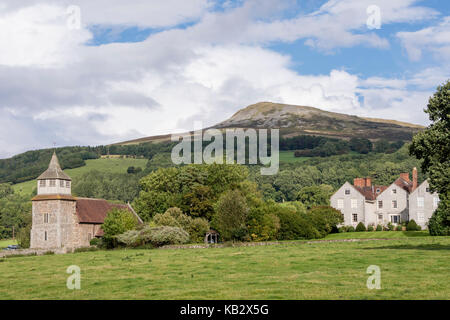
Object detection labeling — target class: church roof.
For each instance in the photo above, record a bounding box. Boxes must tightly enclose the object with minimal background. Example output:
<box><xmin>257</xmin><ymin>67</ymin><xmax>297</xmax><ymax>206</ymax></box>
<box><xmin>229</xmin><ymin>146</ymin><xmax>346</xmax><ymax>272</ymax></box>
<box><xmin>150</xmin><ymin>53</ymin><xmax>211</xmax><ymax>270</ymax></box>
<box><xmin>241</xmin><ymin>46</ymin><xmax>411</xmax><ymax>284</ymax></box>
<box><xmin>75</xmin><ymin>198</ymin><xmax>136</xmax><ymax>224</ymax></box>
<box><xmin>37</xmin><ymin>152</ymin><xmax>72</xmax><ymax>181</ymax></box>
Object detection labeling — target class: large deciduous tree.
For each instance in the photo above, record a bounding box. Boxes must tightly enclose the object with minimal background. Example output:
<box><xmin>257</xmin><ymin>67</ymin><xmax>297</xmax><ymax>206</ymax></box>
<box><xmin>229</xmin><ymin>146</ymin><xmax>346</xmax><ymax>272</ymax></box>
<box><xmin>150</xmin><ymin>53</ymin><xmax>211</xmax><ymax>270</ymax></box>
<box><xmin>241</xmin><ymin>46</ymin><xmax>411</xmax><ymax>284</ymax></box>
<box><xmin>410</xmin><ymin>80</ymin><xmax>450</xmax><ymax>235</ymax></box>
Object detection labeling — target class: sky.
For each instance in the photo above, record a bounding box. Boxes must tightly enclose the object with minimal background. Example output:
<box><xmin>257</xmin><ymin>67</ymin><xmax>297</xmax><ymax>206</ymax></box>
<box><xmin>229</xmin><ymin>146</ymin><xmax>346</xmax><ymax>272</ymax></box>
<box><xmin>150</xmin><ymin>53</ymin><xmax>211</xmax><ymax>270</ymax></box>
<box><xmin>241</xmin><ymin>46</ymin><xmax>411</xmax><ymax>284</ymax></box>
<box><xmin>0</xmin><ymin>0</ymin><xmax>449</xmax><ymax>158</ymax></box>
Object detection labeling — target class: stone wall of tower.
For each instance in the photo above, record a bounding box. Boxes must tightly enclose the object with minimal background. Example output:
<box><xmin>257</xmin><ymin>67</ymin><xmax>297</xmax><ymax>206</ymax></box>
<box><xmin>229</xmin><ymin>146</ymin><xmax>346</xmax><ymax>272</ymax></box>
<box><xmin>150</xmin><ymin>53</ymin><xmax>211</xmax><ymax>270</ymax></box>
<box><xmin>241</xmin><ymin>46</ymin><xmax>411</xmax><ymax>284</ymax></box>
<box><xmin>30</xmin><ymin>199</ymin><xmax>77</xmax><ymax>249</ymax></box>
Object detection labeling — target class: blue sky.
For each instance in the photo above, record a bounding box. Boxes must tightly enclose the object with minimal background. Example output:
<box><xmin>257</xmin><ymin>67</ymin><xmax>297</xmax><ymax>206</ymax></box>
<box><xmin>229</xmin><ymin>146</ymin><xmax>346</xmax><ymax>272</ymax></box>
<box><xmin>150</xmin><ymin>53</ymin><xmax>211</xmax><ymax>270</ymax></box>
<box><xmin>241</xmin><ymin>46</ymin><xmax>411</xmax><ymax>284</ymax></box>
<box><xmin>0</xmin><ymin>0</ymin><xmax>449</xmax><ymax>157</ymax></box>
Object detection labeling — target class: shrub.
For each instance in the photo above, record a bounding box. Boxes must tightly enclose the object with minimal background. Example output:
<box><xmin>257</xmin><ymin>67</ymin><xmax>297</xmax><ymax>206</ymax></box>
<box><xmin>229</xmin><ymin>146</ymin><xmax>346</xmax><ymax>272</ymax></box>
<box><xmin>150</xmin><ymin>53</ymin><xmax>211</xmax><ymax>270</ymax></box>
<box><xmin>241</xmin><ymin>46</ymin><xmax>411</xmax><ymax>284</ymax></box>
<box><xmin>89</xmin><ymin>238</ymin><xmax>100</xmax><ymax>246</ymax></box>
<box><xmin>347</xmin><ymin>226</ymin><xmax>355</xmax><ymax>232</ymax></box>
<box><xmin>387</xmin><ymin>222</ymin><xmax>395</xmax><ymax>231</ymax></box>
<box><xmin>117</xmin><ymin>226</ymin><xmax>189</xmax><ymax>248</ymax></box>
<box><xmin>367</xmin><ymin>225</ymin><xmax>374</xmax><ymax>232</ymax></box>
<box><xmin>376</xmin><ymin>225</ymin><xmax>383</xmax><ymax>231</ymax></box>
<box><xmin>339</xmin><ymin>226</ymin><xmax>347</xmax><ymax>233</ymax></box>
<box><xmin>17</xmin><ymin>224</ymin><xmax>31</xmax><ymax>248</ymax></box>
<box><xmin>396</xmin><ymin>225</ymin><xmax>403</xmax><ymax>231</ymax></box>
<box><xmin>189</xmin><ymin>218</ymin><xmax>210</xmax><ymax>243</ymax></box>
<box><xmin>355</xmin><ymin>222</ymin><xmax>366</xmax><ymax>232</ymax></box>
<box><xmin>407</xmin><ymin>219</ymin><xmax>420</xmax><ymax>231</ymax></box>
<box><xmin>306</xmin><ymin>206</ymin><xmax>344</xmax><ymax>237</ymax></box>
<box><xmin>102</xmin><ymin>208</ymin><xmax>139</xmax><ymax>248</ymax></box>
<box><xmin>274</xmin><ymin>207</ymin><xmax>320</xmax><ymax>240</ymax></box>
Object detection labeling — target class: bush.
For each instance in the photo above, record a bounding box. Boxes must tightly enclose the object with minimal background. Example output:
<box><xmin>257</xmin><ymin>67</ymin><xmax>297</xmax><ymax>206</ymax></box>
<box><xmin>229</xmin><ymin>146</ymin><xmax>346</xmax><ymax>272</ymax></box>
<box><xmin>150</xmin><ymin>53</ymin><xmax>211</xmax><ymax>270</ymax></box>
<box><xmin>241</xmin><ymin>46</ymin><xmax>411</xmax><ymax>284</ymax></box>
<box><xmin>396</xmin><ymin>225</ymin><xmax>403</xmax><ymax>231</ymax></box>
<box><xmin>117</xmin><ymin>226</ymin><xmax>189</xmax><ymax>247</ymax></box>
<box><xmin>355</xmin><ymin>222</ymin><xmax>366</xmax><ymax>232</ymax></box>
<box><xmin>407</xmin><ymin>219</ymin><xmax>420</xmax><ymax>231</ymax></box>
<box><xmin>102</xmin><ymin>208</ymin><xmax>139</xmax><ymax>248</ymax></box>
<box><xmin>387</xmin><ymin>222</ymin><xmax>395</xmax><ymax>231</ymax></box>
<box><xmin>16</xmin><ymin>224</ymin><xmax>31</xmax><ymax>248</ymax></box>
<box><xmin>339</xmin><ymin>226</ymin><xmax>347</xmax><ymax>233</ymax></box>
<box><xmin>89</xmin><ymin>238</ymin><xmax>100</xmax><ymax>246</ymax></box>
<box><xmin>367</xmin><ymin>225</ymin><xmax>374</xmax><ymax>232</ymax></box>
<box><xmin>376</xmin><ymin>225</ymin><xmax>383</xmax><ymax>231</ymax></box>
<box><xmin>275</xmin><ymin>207</ymin><xmax>321</xmax><ymax>240</ymax></box>
<box><xmin>306</xmin><ymin>206</ymin><xmax>344</xmax><ymax>238</ymax></box>
<box><xmin>347</xmin><ymin>226</ymin><xmax>355</xmax><ymax>232</ymax></box>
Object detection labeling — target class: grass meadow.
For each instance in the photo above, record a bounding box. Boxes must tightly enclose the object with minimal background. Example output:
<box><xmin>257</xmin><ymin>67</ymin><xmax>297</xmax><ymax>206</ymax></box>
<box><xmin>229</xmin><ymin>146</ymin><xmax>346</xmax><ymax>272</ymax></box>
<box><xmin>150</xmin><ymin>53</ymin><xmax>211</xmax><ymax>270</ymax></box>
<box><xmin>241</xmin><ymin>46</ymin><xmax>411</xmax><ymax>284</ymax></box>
<box><xmin>0</xmin><ymin>235</ymin><xmax>449</xmax><ymax>300</ymax></box>
<box><xmin>12</xmin><ymin>158</ymin><xmax>148</xmax><ymax>196</ymax></box>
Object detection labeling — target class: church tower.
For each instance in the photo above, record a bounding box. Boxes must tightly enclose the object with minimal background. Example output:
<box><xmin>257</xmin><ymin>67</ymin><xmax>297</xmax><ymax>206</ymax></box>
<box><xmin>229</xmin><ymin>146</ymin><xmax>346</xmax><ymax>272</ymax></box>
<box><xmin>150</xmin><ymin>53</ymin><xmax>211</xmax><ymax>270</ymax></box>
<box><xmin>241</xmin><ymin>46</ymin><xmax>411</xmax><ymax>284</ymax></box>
<box><xmin>30</xmin><ymin>152</ymin><xmax>76</xmax><ymax>250</ymax></box>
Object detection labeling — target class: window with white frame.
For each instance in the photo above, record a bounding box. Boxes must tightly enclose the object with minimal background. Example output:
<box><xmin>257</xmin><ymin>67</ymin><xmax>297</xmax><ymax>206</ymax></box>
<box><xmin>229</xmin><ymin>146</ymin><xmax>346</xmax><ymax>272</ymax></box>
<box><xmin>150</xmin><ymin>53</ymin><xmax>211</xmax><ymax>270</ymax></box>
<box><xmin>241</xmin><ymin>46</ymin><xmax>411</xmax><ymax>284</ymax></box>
<box><xmin>49</xmin><ymin>179</ymin><xmax>56</xmax><ymax>187</ymax></box>
<box><xmin>392</xmin><ymin>189</ymin><xmax>397</xmax><ymax>194</ymax></box>
<box><xmin>433</xmin><ymin>197</ymin><xmax>440</xmax><ymax>208</ymax></box>
<box><xmin>352</xmin><ymin>214</ymin><xmax>358</xmax><ymax>222</ymax></box>
<box><xmin>378</xmin><ymin>200</ymin><xmax>383</xmax><ymax>209</ymax></box>
<box><xmin>39</xmin><ymin>180</ymin><xmax>46</xmax><ymax>187</ymax></box>
<box><xmin>66</xmin><ymin>181</ymin><xmax>71</xmax><ymax>188</ymax></box>
<box><xmin>345</xmin><ymin>189</ymin><xmax>350</xmax><ymax>195</ymax></box>
<box><xmin>392</xmin><ymin>200</ymin><xmax>398</xmax><ymax>209</ymax></box>
<box><xmin>60</xmin><ymin>180</ymin><xmax>64</xmax><ymax>187</ymax></box>
<box><xmin>337</xmin><ymin>199</ymin><xmax>344</xmax><ymax>209</ymax></box>
<box><xmin>351</xmin><ymin>199</ymin><xmax>357</xmax><ymax>209</ymax></box>
<box><xmin>378</xmin><ymin>214</ymin><xmax>383</xmax><ymax>220</ymax></box>
<box><xmin>417</xmin><ymin>197</ymin><xmax>424</xmax><ymax>208</ymax></box>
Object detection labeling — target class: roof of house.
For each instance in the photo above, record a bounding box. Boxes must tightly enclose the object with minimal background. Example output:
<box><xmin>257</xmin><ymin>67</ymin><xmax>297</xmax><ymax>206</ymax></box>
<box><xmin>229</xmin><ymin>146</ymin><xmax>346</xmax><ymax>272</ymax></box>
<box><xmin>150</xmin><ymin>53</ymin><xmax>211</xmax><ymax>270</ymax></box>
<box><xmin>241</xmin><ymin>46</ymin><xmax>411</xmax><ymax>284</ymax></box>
<box><xmin>37</xmin><ymin>152</ymin><xmax>72</xmax><ymax>181</ymax></box>
<box><xmin>354</xmin><ymin>185</ymin><xmax>388</xmax><ymax>201</ymax></box>
<box><xmin>393</xmin><ymin>177</ymin><xmax>413</xmax><ymax>193</ymax></box>
<box><xmin>75</xmin><ymin>198</ymin><xmax>133</xmax><ymax>224</ymax></box>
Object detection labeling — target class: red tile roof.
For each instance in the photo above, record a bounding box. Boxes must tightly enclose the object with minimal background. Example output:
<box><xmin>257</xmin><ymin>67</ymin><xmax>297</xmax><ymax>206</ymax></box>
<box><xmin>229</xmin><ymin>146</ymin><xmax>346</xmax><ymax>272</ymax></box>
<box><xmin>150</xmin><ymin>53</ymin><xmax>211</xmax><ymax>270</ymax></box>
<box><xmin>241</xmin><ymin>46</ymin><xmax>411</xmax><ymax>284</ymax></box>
<box><xmin>353</xmin><ymin>185</ymin><xmax>388</xmax><ymax>201</ymax></box>
<box><xmin>393</xmin><ymin>177</ymin><xmax>413</xmax><ymax>192</ymax></box>
<box><xmin>75</xmin><ymin>198</ymin><xmax>132</xmax><ymax>224</ymax></box>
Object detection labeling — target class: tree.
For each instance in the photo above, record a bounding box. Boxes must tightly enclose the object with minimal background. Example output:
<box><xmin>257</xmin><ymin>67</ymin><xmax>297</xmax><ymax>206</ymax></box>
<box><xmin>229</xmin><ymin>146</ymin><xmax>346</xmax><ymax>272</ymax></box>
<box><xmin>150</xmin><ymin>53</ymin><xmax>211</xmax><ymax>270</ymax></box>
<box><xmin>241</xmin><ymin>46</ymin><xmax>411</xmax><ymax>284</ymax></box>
<box><xmin>297</xmin><ymin>184</ymin><xmax>333</xmax><ymax>209</ymax></box>
<box><xmin>349</xmin><ymin>138</ymin><xmax>373</xmax><ymax>154</ymax></box>
<box><xmin>102</xmin><ymin>208</ymin><xmax>138</xmax><ymax>247</ymax></box>
<box><xmin>306</xmin><ymin>206</ymin><xmax>344</xmax><ymax>237</ymax></box>
<box><xmin>213</xmin><ymin>190</ymin><xmax>248</xmax><ymax>241</ymax></box>
<box><xmin>410</xmin><ymin>80</ymin><xmax>450</xmax><ymax>236</ymax></box>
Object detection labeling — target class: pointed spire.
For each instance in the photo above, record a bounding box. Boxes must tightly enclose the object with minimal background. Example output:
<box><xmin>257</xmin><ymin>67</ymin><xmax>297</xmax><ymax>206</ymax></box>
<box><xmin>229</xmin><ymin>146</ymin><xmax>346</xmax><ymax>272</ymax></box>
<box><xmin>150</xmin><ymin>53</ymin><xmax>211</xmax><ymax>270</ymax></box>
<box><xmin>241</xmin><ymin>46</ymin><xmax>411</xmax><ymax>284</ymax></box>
<box><xmin>37</xmin><ymin>152</ymin><xmax>72</xmax><ymax>181</ymax></box>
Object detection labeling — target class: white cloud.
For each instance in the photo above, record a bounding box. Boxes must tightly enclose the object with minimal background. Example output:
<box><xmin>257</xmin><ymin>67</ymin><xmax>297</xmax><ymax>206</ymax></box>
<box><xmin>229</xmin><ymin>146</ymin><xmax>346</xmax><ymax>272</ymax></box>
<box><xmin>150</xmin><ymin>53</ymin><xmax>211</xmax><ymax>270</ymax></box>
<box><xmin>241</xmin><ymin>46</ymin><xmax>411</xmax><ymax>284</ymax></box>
<box><xmin>0</xmin><ymin>0</ymin><xmax>446</xmax><ymax>158</ymax></box>
<box><xmin>397</xmin><ymin>16</ymin><xmax>450</xmax><ymax>61</ymax></box>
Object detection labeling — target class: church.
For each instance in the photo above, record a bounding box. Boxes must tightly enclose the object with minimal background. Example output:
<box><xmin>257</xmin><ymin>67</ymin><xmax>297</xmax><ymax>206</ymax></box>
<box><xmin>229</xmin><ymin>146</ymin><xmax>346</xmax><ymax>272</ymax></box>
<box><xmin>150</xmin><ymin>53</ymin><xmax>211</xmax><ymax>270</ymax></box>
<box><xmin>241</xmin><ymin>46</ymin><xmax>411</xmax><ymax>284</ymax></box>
<box><xmin>30</xmin><ymin>152</ymin><xmax>142</xmax><ymax>250</ymax></box>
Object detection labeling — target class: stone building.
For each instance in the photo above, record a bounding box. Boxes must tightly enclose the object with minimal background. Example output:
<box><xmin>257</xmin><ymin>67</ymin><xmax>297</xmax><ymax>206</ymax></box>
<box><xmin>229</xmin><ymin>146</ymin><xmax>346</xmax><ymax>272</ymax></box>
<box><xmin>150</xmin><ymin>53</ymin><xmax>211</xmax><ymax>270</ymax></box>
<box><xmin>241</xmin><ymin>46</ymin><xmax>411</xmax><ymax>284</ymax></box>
<box><xmin>330</xmin><ymin>168</ymin><xmax>440</xmax><ymax>229</ymax></box>
<box><xmin>30</xmin><ymin>152</ymin><xmax>142</xmax><ymax>250</ymax></box>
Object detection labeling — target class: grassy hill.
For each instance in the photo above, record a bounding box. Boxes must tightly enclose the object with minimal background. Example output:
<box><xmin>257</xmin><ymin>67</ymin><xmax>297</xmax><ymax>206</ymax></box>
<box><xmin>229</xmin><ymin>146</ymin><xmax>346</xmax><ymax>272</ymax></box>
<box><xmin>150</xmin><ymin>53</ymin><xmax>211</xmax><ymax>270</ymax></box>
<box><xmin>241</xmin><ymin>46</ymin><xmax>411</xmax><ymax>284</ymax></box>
<box><xmin>117</xmin><ymin>101</ymin><xmax>424</xmax><ymax>145</ymax></box>
<box><xmin>12</xmin><ymin>158</ymin><xmax>148</xmax><ymax>196</ymax></box>
<box><xmin>0</xmin><ymin>236</ymin><xmax>449</xmax><ymax>299</ymax></box>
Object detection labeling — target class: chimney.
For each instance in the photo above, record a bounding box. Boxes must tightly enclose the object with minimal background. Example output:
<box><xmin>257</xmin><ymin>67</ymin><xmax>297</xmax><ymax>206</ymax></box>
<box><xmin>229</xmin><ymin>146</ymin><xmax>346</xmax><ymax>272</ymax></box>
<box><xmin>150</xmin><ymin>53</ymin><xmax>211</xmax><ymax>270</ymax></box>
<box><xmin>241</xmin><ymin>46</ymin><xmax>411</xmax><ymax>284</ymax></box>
<box><xmin>400</xmin><ymin>173</ymin><xmax>410</xmax><ymax>182</ymax></box>
<box><xmin>412</xmin><ymin>167</ymin><xmax>418</xmax><ymax>190</ymax></box>
<box><xmin>353</xmin><ymin>178</ymin><xmax>365</xmax><ymax>187</ymax></box>
<box><xmin>365</xmin><ymin>178</ymin><xmax>372</xmax><ymax>187</ymax></box>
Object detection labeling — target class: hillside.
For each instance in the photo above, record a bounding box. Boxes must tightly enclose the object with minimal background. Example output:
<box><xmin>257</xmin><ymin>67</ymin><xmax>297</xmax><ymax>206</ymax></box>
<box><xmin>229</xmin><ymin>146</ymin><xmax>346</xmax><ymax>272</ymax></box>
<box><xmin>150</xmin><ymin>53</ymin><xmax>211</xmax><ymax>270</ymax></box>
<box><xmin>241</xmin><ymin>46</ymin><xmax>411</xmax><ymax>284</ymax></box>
<box><xmin>117</xmin><ymin>102</ymin><xmax>424</xmax><ymax>145</ymax></box>
<box><xmin>12</xmin><ymin>158</ymin><xmax>147</xmax><ymax>196</ymax></box>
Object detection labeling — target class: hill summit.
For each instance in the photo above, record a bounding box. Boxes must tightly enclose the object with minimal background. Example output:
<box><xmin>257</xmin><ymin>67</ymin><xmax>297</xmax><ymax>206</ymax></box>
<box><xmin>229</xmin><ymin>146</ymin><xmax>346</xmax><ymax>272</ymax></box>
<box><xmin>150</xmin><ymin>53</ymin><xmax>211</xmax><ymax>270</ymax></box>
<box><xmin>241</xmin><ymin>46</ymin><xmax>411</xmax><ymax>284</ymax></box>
<box><xmin>212</xmin><ymin>102</ymin><xmax>423</xmax><ymax>141</ymax></box>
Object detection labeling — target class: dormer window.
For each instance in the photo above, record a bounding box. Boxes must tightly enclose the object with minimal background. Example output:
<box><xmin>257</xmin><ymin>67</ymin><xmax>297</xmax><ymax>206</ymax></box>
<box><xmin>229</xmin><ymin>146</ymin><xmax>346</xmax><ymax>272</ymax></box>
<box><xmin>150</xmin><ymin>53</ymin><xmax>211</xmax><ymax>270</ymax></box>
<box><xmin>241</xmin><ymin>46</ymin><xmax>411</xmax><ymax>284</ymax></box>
<box><xmin>345</xmin><ymin>189</ymin><xmax>350</xmax><ymax>195</ymax></box>
<box><xmin>392</xmin><ymin>189</ymin><xmax>397</xmax><ymax>194</ymax></box>
<box><xmin>39</xmin><ymin>180</ymin><xmax>46</xmax><ymax>187</ymax></box>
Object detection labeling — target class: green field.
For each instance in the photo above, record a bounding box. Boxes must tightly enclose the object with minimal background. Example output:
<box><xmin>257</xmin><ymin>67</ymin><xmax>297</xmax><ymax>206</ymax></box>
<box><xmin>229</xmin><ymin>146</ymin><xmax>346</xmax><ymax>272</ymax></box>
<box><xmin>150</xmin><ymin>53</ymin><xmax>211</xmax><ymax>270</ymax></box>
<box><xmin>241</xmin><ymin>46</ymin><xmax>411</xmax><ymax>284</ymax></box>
<box><xmin>324</xmin><ymin>231</ymin><xmax>430</xmax><ymax>240</ymax></box>
<box><xmin>1</xmin><ymin>236</ymin><xmax>449</xmax><ymax>299</ymax></box>
<box><xmin>279</xmin><ymin>151</ymin><xmax>309</xmax><ymax>163</ymax></box>
<box><xmin>12</xmin><ymin>158</ymin><xmax>148</xmax><ymax>196</ymax></box>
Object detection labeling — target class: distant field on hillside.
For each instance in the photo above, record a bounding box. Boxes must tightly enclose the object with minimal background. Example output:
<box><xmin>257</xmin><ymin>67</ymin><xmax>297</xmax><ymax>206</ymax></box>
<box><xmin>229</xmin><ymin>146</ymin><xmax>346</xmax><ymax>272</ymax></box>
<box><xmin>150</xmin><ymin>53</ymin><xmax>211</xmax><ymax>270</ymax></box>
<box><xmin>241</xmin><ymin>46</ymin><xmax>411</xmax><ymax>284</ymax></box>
<box><xmin>279</xmin><ymin>151</ymin><xmax>309</xmax><ymax>163</ymax></box>
<box><xmin>0</xmin><ymin>236</ymin><xmax>449</xmax><ymax>299</ymax></box>
<box><xmin>12</xmin><ymin>158</ymin><xmax>148</xmax><ymax>196</ymax></box>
